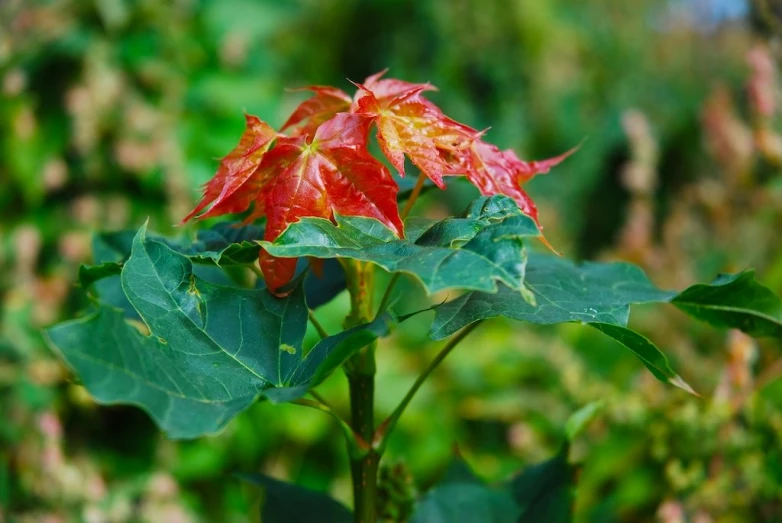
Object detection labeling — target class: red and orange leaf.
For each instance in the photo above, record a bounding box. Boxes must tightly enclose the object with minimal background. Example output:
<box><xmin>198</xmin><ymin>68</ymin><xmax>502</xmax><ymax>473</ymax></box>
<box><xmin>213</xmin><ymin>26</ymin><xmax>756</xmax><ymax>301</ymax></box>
<box><xmin>182</xmin><ymin>114</ymin><xmax>276</xmax><ymax>222</ymax></box>
<box><xmin>281</xmin><ymin>86</ymin><xmax>352</xmax><ymax>138</ymax></box>
<box><xmin>254</xmin><ymin>113</ymin><xmax>403</xmax><ymax>293</ymax></box>
<box><xmin>464</xmin><ymin>140</ymin><xmax>577</xmax><ymax>228</ymax></box>
<box><xmin>354</xmin><ymin>76</ymin><xmax>476</xmax><ymax>188</ymax></box>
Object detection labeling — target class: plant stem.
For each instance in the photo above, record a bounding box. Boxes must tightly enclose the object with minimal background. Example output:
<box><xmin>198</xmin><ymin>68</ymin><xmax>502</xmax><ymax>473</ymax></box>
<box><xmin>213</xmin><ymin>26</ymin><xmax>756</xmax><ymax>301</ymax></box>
<box><xmin>375</xmin><ymin>273</ymin><xmax>401</xmax><ymax>317</ymax></box>
<box><xmin>343</xmin><ymin>260</ymin><xmax>380</xmax><ymax>523</ymax></box>
<box><xmin>292</xmin><ymin>399</ymin><xmax>368</xmax><ymax>458</ymax></box>
<box><xmin>308</xmin><ymin>309</ymin><xmax>329</xmax><ymax>339</ymax></box>
<box><xmin>374</xmin><ymin>321</ymin><xmax>483</xmax><ymax>450</ymax></box>
<box><xmin>400</xmin><ymin>172</ymin><xmax>427</xmax><ymax>220</ymax></box>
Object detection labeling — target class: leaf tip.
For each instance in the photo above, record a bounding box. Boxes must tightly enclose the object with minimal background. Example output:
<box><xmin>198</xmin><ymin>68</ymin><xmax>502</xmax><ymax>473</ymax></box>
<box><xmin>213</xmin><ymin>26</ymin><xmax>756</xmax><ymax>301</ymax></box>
<box><xmin>669</xmin><ymin>374</ymin><xmax>700</xmax><ymax>396</ymax></box>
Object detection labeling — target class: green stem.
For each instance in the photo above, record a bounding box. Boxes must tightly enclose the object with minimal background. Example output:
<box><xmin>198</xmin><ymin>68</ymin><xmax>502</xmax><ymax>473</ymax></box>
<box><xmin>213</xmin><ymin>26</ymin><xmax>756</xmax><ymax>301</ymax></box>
<box><xmin>308</xmin><ymin>309</ymin><xmax>329</xmax><ymax>339</ymax></box>
<box><xmin>343</xmin><ymin>260</ymin><xmax>380</xmax><ymax>523</ymax></box>
<box><xmin>292</xmin><ymin>399</ymin><xmax>369</xmax><ymax>459</ymax></box>
<box><xmin>400</xmin><ymin>172</ymin><xmax>427</xmax><ymax>220</ymax></box>
<box><xmin>374</xmin><ymin>321</ymin><xmax>483</xmax><ymax>451</ymax></box>
<box><xmin>375</xmin><ymin>273</ymin><xmax>401</xmax><ymax>318</ymax></box>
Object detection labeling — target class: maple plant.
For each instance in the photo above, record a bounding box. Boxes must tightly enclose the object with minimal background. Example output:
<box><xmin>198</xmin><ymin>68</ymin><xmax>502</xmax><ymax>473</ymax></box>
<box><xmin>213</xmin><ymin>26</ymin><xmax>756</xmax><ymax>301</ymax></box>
<box><xmin>47</xmin><ymin>72</ymin><xmax>782</xmax><ymax>522</ymax></box>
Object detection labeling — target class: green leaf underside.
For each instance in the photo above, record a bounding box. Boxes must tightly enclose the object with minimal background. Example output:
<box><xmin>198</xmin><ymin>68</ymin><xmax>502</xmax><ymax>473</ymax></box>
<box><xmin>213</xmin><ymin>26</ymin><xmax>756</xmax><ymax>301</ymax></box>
<box><xmin>410</xmin><ymin>453</ymin><xmax>573</xmax><ymax>523</ymax></box>
<box><xmin>242</xmin><ymin>474</ymin><xmax>352</xmax><ymax>523</ymax></box>
<box><xmin>264</xmin><ymin>195</ymin><xmax>541</xmax><ymax>295</ymax></box>
<box><xmin>46</xmin><ymin>226</ymin><xmax>390</xmax><ymax>438</ymax></box>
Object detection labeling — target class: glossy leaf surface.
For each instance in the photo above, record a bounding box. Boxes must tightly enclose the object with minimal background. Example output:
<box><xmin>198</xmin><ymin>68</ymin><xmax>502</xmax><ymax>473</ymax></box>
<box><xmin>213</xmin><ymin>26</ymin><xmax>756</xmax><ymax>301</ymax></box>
<box><xmin>47</xmin><ymin>227</ymin><xmax>390</xmax><ymax>438</ymax></box>
<box><xmin>263</xmin><ymin>195</ymin><xmax>540</xmax><ymax>295</ymax></box>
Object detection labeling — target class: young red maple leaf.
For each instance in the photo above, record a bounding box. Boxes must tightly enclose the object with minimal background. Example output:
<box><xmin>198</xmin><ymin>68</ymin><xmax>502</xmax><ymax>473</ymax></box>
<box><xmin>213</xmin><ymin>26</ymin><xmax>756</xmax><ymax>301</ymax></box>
<box><xmin>353</xmin><ymin>71</ymin><xmax>477</xmax><ymax>189</ymax></box>
<box><xmin>280</xmin><ymin>86</ymin><xmax>352</xmax><ymax>138</ymax></box>
<box><xmin>256</xmin><ymin>113</ymin><xmax>403</xmax><ymax>292</ymax></box>
<box><xmin>182</xmin><ymin>114</ymin><xmax>277</xmax><ymax>222</ymax></box>
<box><xmin>461</xmin><ymin>140</ymin><xmax>577</xmax><ymax>227</ymax></box>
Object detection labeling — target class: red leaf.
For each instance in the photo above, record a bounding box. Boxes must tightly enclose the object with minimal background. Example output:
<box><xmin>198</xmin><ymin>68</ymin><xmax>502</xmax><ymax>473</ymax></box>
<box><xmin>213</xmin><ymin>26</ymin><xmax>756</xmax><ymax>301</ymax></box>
<box><xmin>281</xmin><ymin>86</ymin><xmax>352</xmax><ymax>138</ymax></box>
<box><xmin>353</xmin><ymin>71</ymin><xmax>476</xmax><ymax>189</ymax></box>
<box><xmin>253</xmin><ymin>113</ymin><xmax>403</xmax><ymax>293</ymax></box>
<box><xmin>463</xmin><ymin>140</ymin><xmax>577</xmax><ymax>228</ymax></box>
<box><xmin>182</xmin><ymin>114</ymin><xmax>276</xmax><ymax>222</ymax></box>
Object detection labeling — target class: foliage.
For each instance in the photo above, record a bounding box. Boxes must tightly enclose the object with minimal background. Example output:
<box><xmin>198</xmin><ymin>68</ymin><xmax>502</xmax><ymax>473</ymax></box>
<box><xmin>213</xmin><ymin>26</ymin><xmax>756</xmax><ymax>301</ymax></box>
<box><xmin>3</xmin><ymin>1</ymin><xmax>782</xmax><ymax>522</ymax></box>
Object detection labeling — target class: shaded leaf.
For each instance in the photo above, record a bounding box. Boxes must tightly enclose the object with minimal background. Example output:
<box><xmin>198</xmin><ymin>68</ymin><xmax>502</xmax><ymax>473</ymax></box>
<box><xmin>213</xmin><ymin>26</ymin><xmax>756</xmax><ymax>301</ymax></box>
<box><xmin>410</xmin><ymin>456</ymin><xmax>520</xmax><ymax>523</ymax></box>
<box><xmin>174</xmin><ymin>222</ymin><xmax>265</xmax><ymax>265</ymax></box>
<box><xmin>46</xmin><ymin>226</ymin><xmax>390</xmax><ymax>438</ymax></box>
<box><xmin>263</xmin><ymin>195</ymin><xmax>540</xmax><ymax>295</ymax></box>
<box><xmin>509</xmin><ymin>450</ymin><xmax>573</xmax><ymax>523</ymax></box>
<box><xmin>242</xmin><ymin>473</ymin><xmax>352</xmax><ymax>523</ymax></box>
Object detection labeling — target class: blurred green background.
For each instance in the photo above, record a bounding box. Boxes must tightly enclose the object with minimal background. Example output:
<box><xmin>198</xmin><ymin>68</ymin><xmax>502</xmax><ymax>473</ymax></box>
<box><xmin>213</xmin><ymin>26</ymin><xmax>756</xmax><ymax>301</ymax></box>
<box><xmin>2</xmin><ymin>0</ymin><xmax>782</xmax><ymax>521</ymax></box>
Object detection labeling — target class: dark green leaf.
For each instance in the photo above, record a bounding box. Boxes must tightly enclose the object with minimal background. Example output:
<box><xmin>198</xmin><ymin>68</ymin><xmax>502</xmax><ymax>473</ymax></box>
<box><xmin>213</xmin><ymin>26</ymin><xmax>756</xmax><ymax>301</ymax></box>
<box><xmin>78</xmin><ymin>261</ymin><xmax>122</xmax><ymax>290</ymax></box>
<box><xmin>589</xmin><ymin>323</ymin><xmax>695</xmax><ymax>393</ymax></box>
<box><xmin>303</xmin><ymin>258</ymin><xmax>346</xmax><ymax>309</ymax></box>
<box><xmin>410</xmin><ymin>456</ymin><xmax>520</xmax><ymax>523</ymax></box>
<box><xmin>671</xmin><ymin>271</ymin><xmax>782</xmax><ymax>338</ymax></box>
<box><xmin>509</xmin><ymin>450</ymin><xmax>573</xmax><ymax>523</ymax></box>
<box><xmin>46</xmin><ymin>225</ymin><xmax>390</xmax><ymax>438</ymax></box>
<box><xmin>431</xmin><ymin>256</ymin><xmax>782</xmax><ymax>391</ymax></box>
<box><xmin>175</xmin><ymin>222</ymin><xmax>264</xmax><ymax>265</ymax></box>
<box><xmin>264</xmin><ymin>195</ymin><xmax>541</xmax><ymax>295</ymax></box>
<box><xmin>242</xmin><ymin>473</ymin><xmax>352</xmax><ymax>523</ymax></box>
<box><xmin>429</xmin><ymin>253</ymin><xmax>687</xmax><ymax>389</ymax></box>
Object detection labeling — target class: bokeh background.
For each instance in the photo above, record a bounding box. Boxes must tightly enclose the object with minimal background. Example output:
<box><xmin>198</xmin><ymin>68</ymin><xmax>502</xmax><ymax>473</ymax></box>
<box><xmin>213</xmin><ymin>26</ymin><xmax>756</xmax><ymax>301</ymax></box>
<box><xmin>2</xmin><ymin>0</ymin><xmax>782</xmax><ymax>521</ymax></box>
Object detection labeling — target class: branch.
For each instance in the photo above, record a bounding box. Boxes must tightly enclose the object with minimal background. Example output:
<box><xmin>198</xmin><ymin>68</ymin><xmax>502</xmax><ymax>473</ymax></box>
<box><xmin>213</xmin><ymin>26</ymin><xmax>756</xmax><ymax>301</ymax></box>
<box><xmin>292</xmin><ymin>398</ymin><xmax>369</xmax><ymax>458</ymax></box>
<box><xmin>374</xmin><ymin>321</ymin><xmax>483</xmax><ymax>449</ymax></box>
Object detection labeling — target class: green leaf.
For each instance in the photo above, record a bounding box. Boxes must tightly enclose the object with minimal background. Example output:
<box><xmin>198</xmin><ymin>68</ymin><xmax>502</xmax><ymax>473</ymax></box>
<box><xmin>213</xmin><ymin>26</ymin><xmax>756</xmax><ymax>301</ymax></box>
<box><xmin>264</xmin><ymin>195</ymin><xmax>541</xmax><ymax>295</ymax></box>
<box><xmin>589</xmin><ymin>324</ymin><xmax>695</xmax><ymax>393</ymax></box>
<box><xmin>410</xmin><ymin>456</ymin><xmax>521</xmax><ymax>523</ymax></box>
<box><xmin>174</xmin><ymin>222</ymin><xmax>264</xmax><ymax>265</ymax></box>
<box><xmin>430</xmin><ymin>255</ymin><xmax>782</xmax><ymax>391</ymax></box>
<box><xmin>509</xmin><ymin>450</ymin><xmax>573</xmax><ymax>523</ymax></box>
<box><xmin>78</xmin><ymin>261</ymin><xmax>122</xmax><ymax>289</ymax></box>
<box><xmin>564</xmin><ymin>401</ymin><xmax>604</xmax><ymax>442</ymax></box>
<box><xmin>242</xmin><ymin>474</ymin><xmax>352</xmax><ymax>523</ymax></box>
<box><xmin>429</xmin><ymin>253</ymin><xmax>686</xmax><ymax>389</ymax></box>
<box><xmin>46</xmin><ymin>225</ymin><xmax>390</xmax><ymax>438</ymax></box>
<box><xmin>671</xmin><ymin>270</ymin><xmax>782</xmax><ymax>338</ymax></box>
